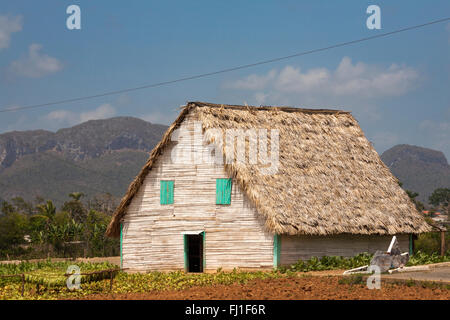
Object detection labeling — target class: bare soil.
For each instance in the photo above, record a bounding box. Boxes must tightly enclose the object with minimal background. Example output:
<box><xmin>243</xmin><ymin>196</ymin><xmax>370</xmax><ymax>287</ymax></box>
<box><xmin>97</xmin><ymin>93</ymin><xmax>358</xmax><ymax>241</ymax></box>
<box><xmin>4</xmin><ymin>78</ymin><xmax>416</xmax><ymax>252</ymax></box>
<box><xmin>77</xmin><ymin>276</ymin><xmax>450</xmax><ymax>300</ymax></box>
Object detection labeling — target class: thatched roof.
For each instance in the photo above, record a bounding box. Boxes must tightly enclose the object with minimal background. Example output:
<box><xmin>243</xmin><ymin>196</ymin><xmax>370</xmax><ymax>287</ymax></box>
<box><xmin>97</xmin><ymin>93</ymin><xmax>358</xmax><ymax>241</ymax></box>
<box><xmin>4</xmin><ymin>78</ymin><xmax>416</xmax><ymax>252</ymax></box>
<box><xmin>106</xmin><ymin>102</ymin><xmax>431</xmax><ymax>237</ymax></box>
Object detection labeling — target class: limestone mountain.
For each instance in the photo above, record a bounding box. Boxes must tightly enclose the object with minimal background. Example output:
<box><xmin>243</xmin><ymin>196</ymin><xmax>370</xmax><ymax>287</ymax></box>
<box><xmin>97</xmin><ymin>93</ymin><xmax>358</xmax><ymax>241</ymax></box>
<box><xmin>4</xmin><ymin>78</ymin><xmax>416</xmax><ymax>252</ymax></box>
<box><xmin>0</xmin><ymin>117</ymin><xmax>168</xmax><ymax>206</ymax></box>
<box><xmin>381</xmin><ymin>144</ymin><xmax>450</xmax><ymax>203</ymax></box>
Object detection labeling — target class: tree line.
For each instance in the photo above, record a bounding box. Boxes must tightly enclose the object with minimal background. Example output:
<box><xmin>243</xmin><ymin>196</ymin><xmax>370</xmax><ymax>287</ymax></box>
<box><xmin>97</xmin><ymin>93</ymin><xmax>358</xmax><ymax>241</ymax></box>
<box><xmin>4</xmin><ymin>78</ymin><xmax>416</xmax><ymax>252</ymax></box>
<box><xmin>404</xmin><ymin>186</ymin><xmax>449</xmax><ymax>255</ymax></box>
<box><xmin>402</xmin><ymin>184</ymin><xmax>449</xmax><ymax>215</ymax></box>
<box><xmin>0</xmin><ymin>193</ymin><xmax>119</xmax><ymax>260</ymax></box>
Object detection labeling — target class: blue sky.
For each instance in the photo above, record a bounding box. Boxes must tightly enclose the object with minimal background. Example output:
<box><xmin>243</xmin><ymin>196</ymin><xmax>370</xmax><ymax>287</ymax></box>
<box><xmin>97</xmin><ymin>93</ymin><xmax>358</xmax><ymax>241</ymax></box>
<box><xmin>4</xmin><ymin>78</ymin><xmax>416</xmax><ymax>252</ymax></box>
<box><xmin>0</xmin><ymin>1</ymin><xmax>449</xmax><ymax>158</ymax></box>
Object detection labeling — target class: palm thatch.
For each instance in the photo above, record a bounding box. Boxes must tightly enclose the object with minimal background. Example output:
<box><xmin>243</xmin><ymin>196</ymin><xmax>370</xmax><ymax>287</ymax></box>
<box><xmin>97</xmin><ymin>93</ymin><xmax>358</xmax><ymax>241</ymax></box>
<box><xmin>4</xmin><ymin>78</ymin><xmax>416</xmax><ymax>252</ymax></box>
<box><xmin>106</xmin><ymin>102</ymin><xmax>431</xmax><ymax>237</ymax></box>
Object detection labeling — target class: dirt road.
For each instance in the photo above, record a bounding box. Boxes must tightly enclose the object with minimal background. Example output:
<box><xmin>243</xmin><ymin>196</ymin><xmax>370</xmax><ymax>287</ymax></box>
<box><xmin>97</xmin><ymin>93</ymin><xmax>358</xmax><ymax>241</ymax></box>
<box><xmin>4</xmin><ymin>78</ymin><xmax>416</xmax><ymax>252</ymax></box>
<box><xmin>382</xmin><ymin>266</ymin><xmax>450</xmax><ymax>284</ymax></box>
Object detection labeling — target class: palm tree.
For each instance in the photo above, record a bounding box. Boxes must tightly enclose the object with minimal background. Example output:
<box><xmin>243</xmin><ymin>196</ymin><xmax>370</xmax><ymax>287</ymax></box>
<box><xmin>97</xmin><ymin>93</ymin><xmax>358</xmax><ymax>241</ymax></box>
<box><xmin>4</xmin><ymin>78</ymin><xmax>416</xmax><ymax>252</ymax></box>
<box><xmin>69</xmin><ymin>192</ymin><xmax>85</xmax><ymax>202</ymax></box>
<box><xmin>37</xmin><ymin>200</ymin><xmax>56</xmax><ymax>220</ymax></box>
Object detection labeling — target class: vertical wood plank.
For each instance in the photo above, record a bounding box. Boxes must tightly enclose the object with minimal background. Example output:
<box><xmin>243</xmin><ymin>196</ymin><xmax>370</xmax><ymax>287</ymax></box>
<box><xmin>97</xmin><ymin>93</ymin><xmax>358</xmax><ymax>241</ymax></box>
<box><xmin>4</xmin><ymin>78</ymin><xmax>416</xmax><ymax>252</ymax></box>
<box><xmin>202</xmin><ymin>231</ymin><xmax>206</xmax><ymax>271</ymax></box>
<box><xmin>122</xmin><ymin>116</ymin><xmax>274</xmax><ymax>272</ymax></box>
<box><xmin>280</xmin><ymin>234</ymin><xmax>410</xmax><ymax>266</ymax></box>
<box><xmin>409</xmin><ymin>234</ymin><xmax>413</xmax><ymax>256</ymax></box>
<box><xmin>120</xmin><ymin>223</ymin><xmax>123</xmax><ymax>269</ymax></box>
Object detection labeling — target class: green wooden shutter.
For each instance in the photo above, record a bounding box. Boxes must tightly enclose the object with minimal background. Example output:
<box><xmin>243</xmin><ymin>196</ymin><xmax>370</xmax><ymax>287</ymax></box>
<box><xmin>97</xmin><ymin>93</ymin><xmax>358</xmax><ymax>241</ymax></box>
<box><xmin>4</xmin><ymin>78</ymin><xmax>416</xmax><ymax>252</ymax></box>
<box><xmin>273</xmin><ymin>234</ymin><xmax>281</xmax><ymax>268</ymax></box>
<box><xmin>168</xmin><ymin>180</ymin><xmax>174</xmax><ymax>204</ymax></box>
<box><xmin>216</xmin><ymin>178</ymin><xmax>232</xmax><ymax>204</ymax></box>
<box><xmin>160</xmin><ymin>180</ymin><xmax>174</xmax><ymax>204</ymax></box>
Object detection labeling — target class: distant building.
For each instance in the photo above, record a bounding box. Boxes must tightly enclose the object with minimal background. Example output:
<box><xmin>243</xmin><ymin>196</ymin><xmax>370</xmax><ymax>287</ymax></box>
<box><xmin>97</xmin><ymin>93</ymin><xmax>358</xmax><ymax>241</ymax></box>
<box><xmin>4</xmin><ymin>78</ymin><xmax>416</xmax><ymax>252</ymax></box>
<box><xmin>431</xmin><ymin>212</ymin><xmax>448</xmax><ymax>224</ymax></box>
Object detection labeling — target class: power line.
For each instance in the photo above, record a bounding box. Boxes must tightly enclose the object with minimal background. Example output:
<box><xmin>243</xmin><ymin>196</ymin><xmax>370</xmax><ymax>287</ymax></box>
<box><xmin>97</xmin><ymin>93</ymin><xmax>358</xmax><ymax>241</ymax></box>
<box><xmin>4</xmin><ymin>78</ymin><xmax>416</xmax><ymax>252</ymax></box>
<box><xmin>1</xmin><ymin>16</ymin><xmax>449</xmax><ymax>114</ymax></box>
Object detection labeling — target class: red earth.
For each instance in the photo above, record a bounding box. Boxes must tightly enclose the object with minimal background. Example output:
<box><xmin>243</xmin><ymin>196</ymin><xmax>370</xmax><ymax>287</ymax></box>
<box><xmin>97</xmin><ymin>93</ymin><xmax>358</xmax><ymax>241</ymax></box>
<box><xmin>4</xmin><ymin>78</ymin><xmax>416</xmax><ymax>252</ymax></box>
<box><xmin>77</xmin><ymin>276</ymin><xmax>449</xmax><ymax>300</ymax></box>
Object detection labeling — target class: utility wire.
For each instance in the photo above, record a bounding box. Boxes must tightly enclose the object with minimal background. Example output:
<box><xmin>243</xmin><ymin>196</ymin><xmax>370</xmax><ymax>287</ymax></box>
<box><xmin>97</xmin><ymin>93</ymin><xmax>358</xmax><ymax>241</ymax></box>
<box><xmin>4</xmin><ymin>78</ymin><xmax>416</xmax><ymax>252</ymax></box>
<box><xmin>0</xmin><ymin>17</ymin><xmax>449</xmax><ymax>114</ymax></box>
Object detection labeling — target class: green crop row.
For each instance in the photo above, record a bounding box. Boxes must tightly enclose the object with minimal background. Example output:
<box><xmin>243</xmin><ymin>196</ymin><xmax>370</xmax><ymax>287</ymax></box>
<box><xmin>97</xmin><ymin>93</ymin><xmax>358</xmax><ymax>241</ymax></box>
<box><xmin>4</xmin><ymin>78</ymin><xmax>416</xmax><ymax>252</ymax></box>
<box><xmin>1</xmin><ymin>251</ymin><xmax>449</xmax><ymax>300</ymax></box>
<box><xmin>277</xmin><ymin>253</ymin><xmax>374</xmax><ymax>273</ymax></box>
<box><xmin>406</xmin><ymin>250</ymin><xmax>450</xmax><ymax>266</ymax></box>
<box><xmin>0</xmin><ymin>260</ymin><xmax>116</xmax><ymax>288</ymax></box>
<box><xmin>278</xmin><ymin>250</ymin><xmax>450</xmax><ymax>273</ymax></box>
<box><xmin>0</xmin><ymin>268</ymin><xmax>287</xmax><ymax>300</ymax></box>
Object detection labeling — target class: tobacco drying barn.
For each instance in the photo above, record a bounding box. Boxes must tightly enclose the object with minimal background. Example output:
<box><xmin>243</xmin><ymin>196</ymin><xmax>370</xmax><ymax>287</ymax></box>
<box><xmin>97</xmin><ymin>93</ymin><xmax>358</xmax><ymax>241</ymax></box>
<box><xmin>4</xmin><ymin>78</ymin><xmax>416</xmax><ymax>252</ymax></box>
<box><xmin>106</xmin><ymin>102</ymin><xmax>430</xmax><ymax>272</ymax></box>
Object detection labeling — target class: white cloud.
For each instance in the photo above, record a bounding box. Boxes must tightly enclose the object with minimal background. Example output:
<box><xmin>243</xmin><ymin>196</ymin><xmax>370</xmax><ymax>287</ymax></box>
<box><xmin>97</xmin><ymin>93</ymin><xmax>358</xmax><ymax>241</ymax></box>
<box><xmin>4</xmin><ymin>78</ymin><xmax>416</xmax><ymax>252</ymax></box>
<box><xmin>45</xmin><ymin>104</ymin><xmax>116</xmax><ymax>127</ymax></box>
<box><xmin>9</xmin><ymin>43</ymin><xmax>63</xmax><ymax>78</ymax></box>
<box><xmin>226</xmin><ymin>70</ymin><xmax>277</xmax><ymax>90</ymax></box>
<box><xmin>0</xmin><ymin>104</ymin><xmax>117</xmax><ymax>133</ymax></box>
<box><xmin>46</xmin><ymin>110</ymin><xmax>77</xmax><ymax>125</ymax></box>
<box><xmin>3</xmin><ymin>113</ymin><xmax>29</xmax><ymax>132</ymax></box>
<box><xmin>80</xmin><ymin>104</ymin><xmax>116</xmax><ymax>122</ymax></box>
<box><xmin>0</xmin><ymin>14</ymin><xmax>22</xmax><ymax>50</ymax></box>
<box><xmin>419</xmin><ymin>119</ymin><xmax>450</xmax><ymax>134</ymax></box>
<box><xmin>369</xmin><ymin>131</ymin><xmax>400</xmax><ymax>153</ymax></box>
<box><xmin>226</xmin><ymin>57</ymin><xmax>419</xmax><ymax>99</ymax></box>
<box><xmin>254</xmin><ymin>92</ymin><xmax>269</xmax><ymax>105</ymax></box>
<box><xmin>419</xmin><ymin>118</ymin><xmax>450</xmax><ymax>159</ymax></box>
<box><xmin>275</xmin><ymin>66</ymin><xmax>330</xmax><ymax>93</ymax></box>
<box><xmin>141</xmin><ymin>111</ymin><xmax>172</xmax><ymax>125</ymax></box>
<box><xmin>352</xmin><ymin>104</ymin><xmax>382</xmax><ymax>122</ymax></box>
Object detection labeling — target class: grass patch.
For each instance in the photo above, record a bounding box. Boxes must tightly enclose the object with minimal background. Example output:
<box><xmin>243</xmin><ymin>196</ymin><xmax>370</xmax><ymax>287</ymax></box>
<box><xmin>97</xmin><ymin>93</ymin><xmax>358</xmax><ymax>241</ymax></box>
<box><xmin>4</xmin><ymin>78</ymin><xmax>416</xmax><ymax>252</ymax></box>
<box><xmin>406</xmin><ymin>279</ymin><xmax>416</xmax><ymax>287</ymax></box>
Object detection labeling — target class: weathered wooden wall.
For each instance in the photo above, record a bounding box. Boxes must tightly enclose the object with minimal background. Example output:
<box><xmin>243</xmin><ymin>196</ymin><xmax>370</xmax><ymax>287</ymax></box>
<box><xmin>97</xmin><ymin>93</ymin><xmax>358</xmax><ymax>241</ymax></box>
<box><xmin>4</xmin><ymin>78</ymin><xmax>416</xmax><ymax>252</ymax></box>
<box><xmin>280</xmin><ymin>234</ymin><xmax>409</xmax><ymax>266</ymax></box>
<box><xmin>121</xmin><ymin>115</ymin><xmax>274</xmax><ymax>272</ymax></box>
<box><xmin>121</xmin><ymin>114</ymin><xmax>412</xmax><ymax>272</ymax></box>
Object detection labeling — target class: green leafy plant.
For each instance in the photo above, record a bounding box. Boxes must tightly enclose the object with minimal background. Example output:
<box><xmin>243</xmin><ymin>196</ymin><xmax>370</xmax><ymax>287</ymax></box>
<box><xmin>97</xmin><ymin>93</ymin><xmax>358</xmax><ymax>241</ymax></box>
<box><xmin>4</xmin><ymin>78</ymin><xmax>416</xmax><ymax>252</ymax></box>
<box><xmin>277</xmin><ymin>253</ymin><xmax>373</xmax><ymax>273</ymax></box>
<box><xmin>406</xmin><ymin>250</ymin><xmax>450</xmax><ymax>266</ymax></box>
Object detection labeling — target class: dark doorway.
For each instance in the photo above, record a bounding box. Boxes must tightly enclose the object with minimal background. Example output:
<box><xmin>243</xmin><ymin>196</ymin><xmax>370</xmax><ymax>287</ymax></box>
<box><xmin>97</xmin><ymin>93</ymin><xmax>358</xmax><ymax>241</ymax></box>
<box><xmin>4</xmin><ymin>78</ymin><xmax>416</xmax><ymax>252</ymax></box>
<box><xmin>186</xmin><ymin>234</ymin><xmax>203</xmax><ymax>272</ymax></box>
